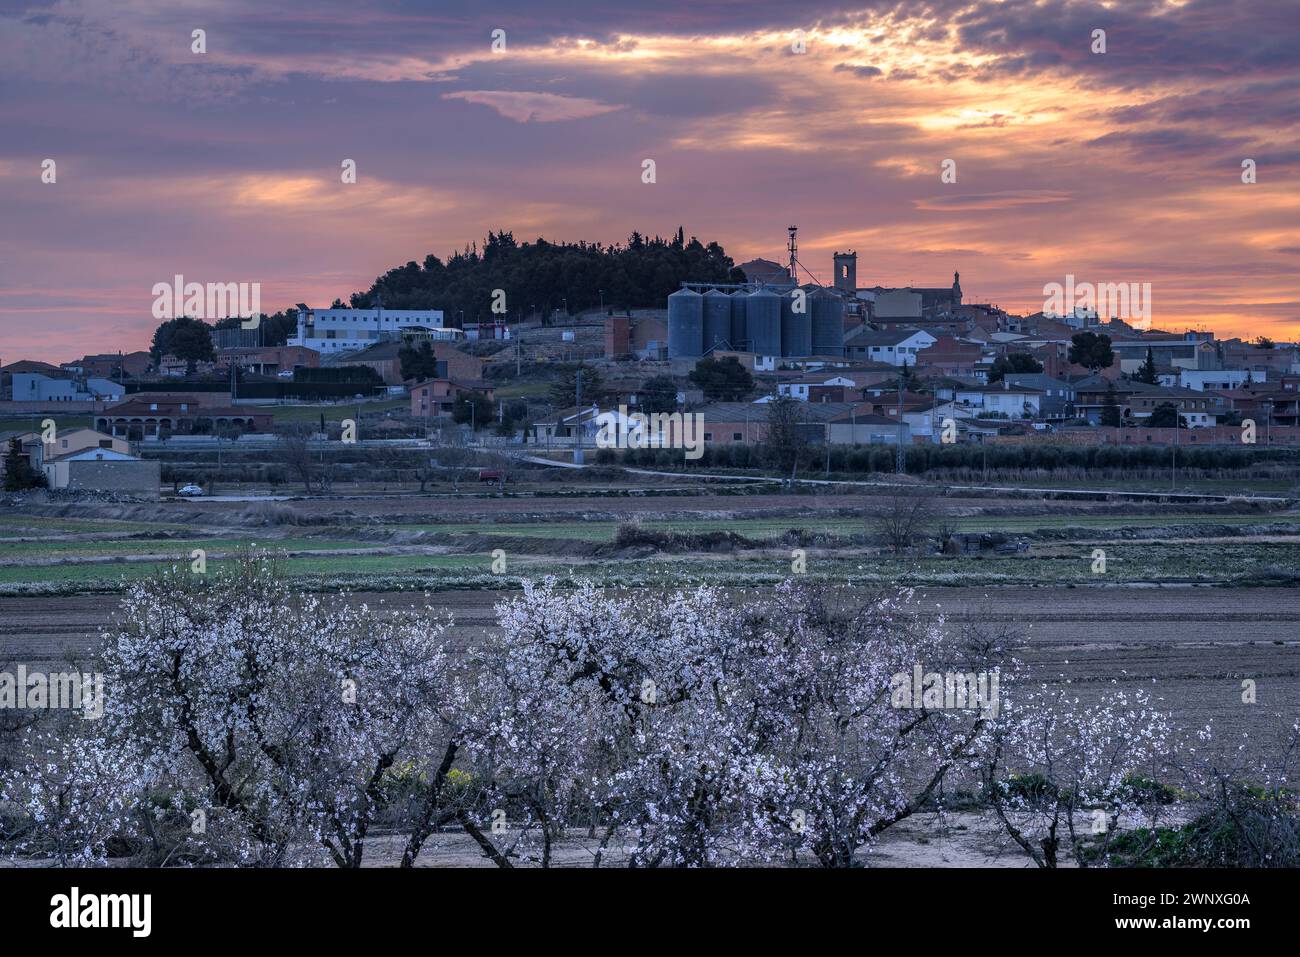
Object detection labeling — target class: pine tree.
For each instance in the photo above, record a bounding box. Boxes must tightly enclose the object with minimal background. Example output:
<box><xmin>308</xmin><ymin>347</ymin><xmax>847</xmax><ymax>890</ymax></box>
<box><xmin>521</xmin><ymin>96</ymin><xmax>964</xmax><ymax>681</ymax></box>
<box><xmin>1100</xmin><ymin>382</ymin><xmax>1123</xmax><ymax>427</ymax></box>
<box><xmin>3</xmin><ymin>438</ymin><xmax>46</xmax><ymax>491</ymax></box>
<box><xmin>1135</xmin><ymin>347</ymin><xmax>1158</xmax><ymax>384</ymax></box>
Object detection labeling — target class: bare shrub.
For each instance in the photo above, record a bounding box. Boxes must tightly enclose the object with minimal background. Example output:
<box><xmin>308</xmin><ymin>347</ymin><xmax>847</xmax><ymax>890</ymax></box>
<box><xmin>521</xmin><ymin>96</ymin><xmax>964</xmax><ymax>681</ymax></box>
<box><xmin>870</xmin><ymin>486</ymin><xmax>945</xmax><ymax>554</ymax></box>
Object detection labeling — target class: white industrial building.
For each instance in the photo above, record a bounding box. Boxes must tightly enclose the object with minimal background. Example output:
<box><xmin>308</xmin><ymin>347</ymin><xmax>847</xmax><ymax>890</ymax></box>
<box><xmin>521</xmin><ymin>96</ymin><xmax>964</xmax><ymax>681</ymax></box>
<box><xmin>9</xmin><ymin>372</ymin><xmax>124</xmax><ymax>402</ymax></box>
<box><xmin>289</xmin><ymin>304</ymin><xmax>452</xmax><ymax>354</ymax></box>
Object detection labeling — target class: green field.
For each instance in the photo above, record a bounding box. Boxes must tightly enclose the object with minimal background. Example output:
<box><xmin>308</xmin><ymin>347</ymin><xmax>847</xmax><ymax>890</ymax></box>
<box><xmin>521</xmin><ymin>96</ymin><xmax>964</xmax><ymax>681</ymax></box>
<box><xmin>0</xmin><ymin>414</ymin><xmax>93</xmax><ymax>434</ymax></box>
<box><xmin>2</xmin><ymin>497</ymin><xmax>1296</xmax><ymax>594</ymax></box>
<box><xmin>264</xmin><ymin>398</ymin><xmax>410</xmax><ymax>425</ymax></box>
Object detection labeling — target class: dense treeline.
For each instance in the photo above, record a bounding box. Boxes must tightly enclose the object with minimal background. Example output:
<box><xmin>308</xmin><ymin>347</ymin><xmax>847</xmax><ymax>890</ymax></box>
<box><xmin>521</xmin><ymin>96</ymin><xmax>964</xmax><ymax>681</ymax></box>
<box><xmin>604</xmin><ymin>443</ymin><xmax>1300</xmax><ymax>475</ymax></box>
<box><xmin>349</xmin><ymin>229</ymin><xmax>744</xmax><ymax>324</ymax></box>
<box><xmin>292</xmin><ymin>366</ymin><xmax>383</xmax><ymax>385</ymax></box>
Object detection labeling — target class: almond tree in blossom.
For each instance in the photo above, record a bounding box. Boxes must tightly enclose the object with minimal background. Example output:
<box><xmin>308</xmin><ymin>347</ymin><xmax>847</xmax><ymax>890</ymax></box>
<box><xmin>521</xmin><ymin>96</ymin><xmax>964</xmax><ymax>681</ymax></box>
<box><xmin>5</xmin><ymin>558</ymin><xmax>459</xmax><ymax>867</ymax></box>
<box><xmin>981</xmin><ymin>685</ymin><xmax>1174</xmax><ymax>868</ymax></box>
<box><xmin>729</xmin><ymin>582</ymin><xmax>1014</xmax><ymax>867</ymax></box>
<box><xmin>2</xmin><ymin>562</ymin><xmax>1194</xmax><ymax>869</ymax></box>
<box><xmin>459</xmin><ymin>578</ymin><xmax>1017</xmax><ymax>867</ymax></box>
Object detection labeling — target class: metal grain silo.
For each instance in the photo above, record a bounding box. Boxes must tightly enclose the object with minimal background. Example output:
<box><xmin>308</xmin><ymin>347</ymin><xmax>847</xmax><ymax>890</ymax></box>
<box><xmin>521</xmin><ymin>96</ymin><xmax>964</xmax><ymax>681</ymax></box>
<box><xmin>702</xmin><ymin>289</ymin><xmax>732</xmax><ymax>354</ymax></box>
<box><xmin>667</xmin><ymin>287</ymin><xmax>704</xmax><ymax>358</ymax></box>
<box><xmin>746</xmin><ymin>287</ymin><xmax>781</xmax><ymax>356</ymax></box>
<box><xmin>781</xmin><ymin>286</ymin><xmax>812</xmax><ymax>357</ymax></box>
<box><xmin>729</xmin><ymin>289</ymin><xmax>748</xmax><ymax>350</ymax></box>
<box><xmin>810</xmin><ymin>287</ymin><xmax>845</xmax><ymax>357</ymax></box>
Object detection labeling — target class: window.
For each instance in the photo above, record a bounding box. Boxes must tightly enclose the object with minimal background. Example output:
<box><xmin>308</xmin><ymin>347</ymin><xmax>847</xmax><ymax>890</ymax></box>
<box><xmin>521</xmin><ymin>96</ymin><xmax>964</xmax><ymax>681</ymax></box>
<box><xmin>704</xmin><ymin>432</ymin><xmax>713</xmax><ymax>441</ymax></box>
<box><xmin>733</xmin><ymin>432</ymin><xmax>742</xmax><ymax>441</ymax></box>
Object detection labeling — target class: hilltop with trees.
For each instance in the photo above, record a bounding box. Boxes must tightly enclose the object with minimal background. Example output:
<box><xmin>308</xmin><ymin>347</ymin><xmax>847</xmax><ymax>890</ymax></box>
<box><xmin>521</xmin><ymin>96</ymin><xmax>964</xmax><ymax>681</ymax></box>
<box><xmin>140</xmin><ymin>230</ymin><xmax>741</xmax><ymax>365</ymax></box>
<box><xmin>349</xmin><ymin>229</ymin><xmax>744</xmax><ymax>325</ymax></box>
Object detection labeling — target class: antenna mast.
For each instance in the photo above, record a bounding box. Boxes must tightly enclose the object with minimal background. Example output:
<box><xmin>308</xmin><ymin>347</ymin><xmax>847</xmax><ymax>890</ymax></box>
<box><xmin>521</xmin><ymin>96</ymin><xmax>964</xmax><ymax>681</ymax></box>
<box><xmin>787</xmin><ymin>225</ymin><xmax>798</xmax><ymax>282</ymax></box>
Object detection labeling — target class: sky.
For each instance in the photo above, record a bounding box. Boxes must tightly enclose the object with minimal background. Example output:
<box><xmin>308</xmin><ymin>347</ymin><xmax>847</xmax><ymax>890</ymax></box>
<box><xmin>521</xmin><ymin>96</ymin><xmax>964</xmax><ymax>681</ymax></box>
<box><xmin>2</xmin><ymin>0</ymin><xmax>1298</xmax><ymax>364</ymax></box>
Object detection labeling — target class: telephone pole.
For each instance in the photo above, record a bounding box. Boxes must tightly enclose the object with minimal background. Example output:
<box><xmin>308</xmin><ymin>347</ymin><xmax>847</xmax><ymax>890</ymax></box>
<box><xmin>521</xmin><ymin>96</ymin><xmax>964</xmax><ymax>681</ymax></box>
<box><xmin>895</xmin><ymin>370</ymin><xmax>906</xmax><ymax>474</ymax></box>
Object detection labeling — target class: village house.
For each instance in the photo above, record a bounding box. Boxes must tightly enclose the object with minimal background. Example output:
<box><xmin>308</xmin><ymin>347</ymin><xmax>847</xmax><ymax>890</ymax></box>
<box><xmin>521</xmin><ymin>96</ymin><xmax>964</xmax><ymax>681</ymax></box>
<box><xmin>1072</xmin><ymin>376</ymin><xmax>1146</xmax><ymax>424</ymax></box>
<box><xmin>1125</xmin><ymin>385</ymin><xmax>1225</xmax><ymax>427</ymax></box>
<box><xmin>409</xmin><ymin>378</ymin><xmax>495</xmax><ymax>418</ymax></box>
<box><xmin>95</xmin><ymin>396</ymin><xmax>273</xmax><ymax>439</ymax></box>
<box><xmin>23</xmin><ymin>428</ymin><xmax>132</xmax><ymax>467</ymax></box>
<box><xmin>531</xmin><ymin>405</ymin><xmax>603</xmax><ymax>444</ymax></box>
<box><xmin>843</xmin><ymin>328</ymin><xmax>937</xmax><ymax>366</ymax></box>
<box><xmin>1179</xmin><ymin>369</ymin><xmax>1261</xmax><ymax>391</ymax></box>
<box><xmin>914</xmin><ymin>335</ymin><xmax>986</xmax><ymax>380</ymax></box>
<box><xmin>64</xmin><ymin>351</ymin><xmax>153</xmax><ymax>380</ymax></box>
<box><xmin>953</xmin><ymin>383</ymin><xmax>1045</xmax><ymax>419</ymax></box>
<box><xmin>215</xmin><ymin>345</ymin><xmax>321</xmax><ymax>376</ymax></box>
<box><xmin>1212</xmin><ymin>386</ymin><xmax>1275</xmax><ymax>423</ymax></box>
<box><xmin>776</xmin><ymin>371</ymin><xmax>875</xmax><ymax>403</ymax></box>
<box><xmin>332</xmin><ymin>340</ymin><xmax>484</xmax><ymax>387</ymax></box>
<box><xmin>660</xmin><ymin>400</ymin><xmax>900</xmax><ymax>447</ymax></box>
<box><xmin>0</xmin><ymin>426</ymin><xmax>158</xmax><ymax>497</ymax></box>
<box><xmin>43</xmin><ymin>446</ymin><xmax>161</xmax><ymax>499</ymax></box>
<box><xmin>1111</xmin><ymin>336</ymin><xmax>1219</xmax><ymax>373</ymax></box>
<box><xmin>1002</xmin><ymin>374</ymin><xmax>1076</xmax><ymax>420</ymax></box>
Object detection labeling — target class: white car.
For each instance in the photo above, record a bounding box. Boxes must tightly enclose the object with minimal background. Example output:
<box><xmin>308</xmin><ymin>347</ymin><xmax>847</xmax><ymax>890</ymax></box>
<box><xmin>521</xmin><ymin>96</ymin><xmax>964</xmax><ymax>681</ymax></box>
<box><xmin>178</xmin><ymin>484</ymin><xmax>205</xmax><ymax>497</ymax></box>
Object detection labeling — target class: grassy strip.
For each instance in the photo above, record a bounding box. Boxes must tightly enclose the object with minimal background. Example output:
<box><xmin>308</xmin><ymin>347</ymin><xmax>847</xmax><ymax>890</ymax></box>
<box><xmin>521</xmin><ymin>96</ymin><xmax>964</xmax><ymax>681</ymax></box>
<box><xmin>265</xmin><ymin>398</ymin><xmax>410</xmax><ymax>425</ymax></box>
<box><xmin>0</xmin><ymin>552</ymin><xmax>508</xmax><ymax>588</ymax></box>
<box><xmin>2</xmin><ymin>542</ymin><xmax>1295</xmax><ymax>594</ymax></box>
<box><xmin>0</xmin><ymin>537</ymin><xmax>369</xmax><ymax>559</ymax></box>
<box><xmin>395</xmin><ymin>512</ymin><xmax>1300</xmax><ymax>541</ymax></box>
<box><xmin>0</xmin><ymin>516</ymin><xmax>183</xmax><ymax>534</ymax></box>
<box><xmin>0</xmin><ymin>415</ymin><xmax>93</xmax><ymax>434</ymax></box>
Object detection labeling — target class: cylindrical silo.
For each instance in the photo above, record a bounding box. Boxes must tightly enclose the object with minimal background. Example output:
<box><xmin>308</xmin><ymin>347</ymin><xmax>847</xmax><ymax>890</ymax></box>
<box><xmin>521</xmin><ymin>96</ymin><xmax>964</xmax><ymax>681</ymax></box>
<box><xmin>746</xmin><ymin>288</ymin><xmax>781</xmax><ymax>356</ymax></box>
<box><xmin>729</xmin><ymin>289</ymin><xmax>748</xmax><ymax>350</ymax></box>
<box><xmin>781</xmin><ymin>287</ymin><xmax>812</xmax><ymax>357</ymax></box>
<box><xmin>667</xmin><ymin>287</ymin><xmax>703</xmax><ymax>358</ymax></box>
<box><xmin>703</xmin><ymin>289</ymin><xmax>732</xmax><ymax>354</ymax></box>
<box><xmin>811</xmin><ymin>287</ymin><xmax>845</xmax><ymax>357</ymax></box>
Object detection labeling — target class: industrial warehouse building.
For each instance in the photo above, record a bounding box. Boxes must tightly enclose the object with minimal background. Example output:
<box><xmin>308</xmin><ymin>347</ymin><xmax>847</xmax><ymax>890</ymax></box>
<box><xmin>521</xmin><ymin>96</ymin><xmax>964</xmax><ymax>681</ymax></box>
<box><xmin>288</xmin><ymin>304</ymin><xmax>454</xmax><ymax>354</ymax></box>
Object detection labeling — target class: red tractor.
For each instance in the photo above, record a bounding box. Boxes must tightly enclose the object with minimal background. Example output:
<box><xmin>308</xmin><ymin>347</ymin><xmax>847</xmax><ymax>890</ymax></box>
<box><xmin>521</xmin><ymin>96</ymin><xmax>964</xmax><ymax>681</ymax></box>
<box><xmin>478</xmin><ymin>469</ymin><xmax>504</xmax><ymax>487</ymax></box>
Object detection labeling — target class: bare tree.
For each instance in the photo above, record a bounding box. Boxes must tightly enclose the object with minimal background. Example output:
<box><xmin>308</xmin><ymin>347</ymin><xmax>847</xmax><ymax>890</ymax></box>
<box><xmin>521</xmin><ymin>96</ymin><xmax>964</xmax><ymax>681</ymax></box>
<box><xmin>763</xmin><ymin>394</ymin><xmax>807</xmax><ymax>483</ymax></box>
<box><xmin>870</xmin><ymin>486</ymin><xmax>943</xmax><ymax>554</ymax></box>
<box><xmin>276</xmin><ymin>423</ymin><xmax>316</xmax><ymax>493</ymax></box>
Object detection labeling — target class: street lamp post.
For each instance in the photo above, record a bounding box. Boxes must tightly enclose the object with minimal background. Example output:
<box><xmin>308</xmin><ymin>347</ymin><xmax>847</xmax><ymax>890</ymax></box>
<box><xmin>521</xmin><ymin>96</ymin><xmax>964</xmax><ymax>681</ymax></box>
<box><xmin>573</xmin><ymin>368</ymin><xmax>584</xmax><ymax>465</ymax></box>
